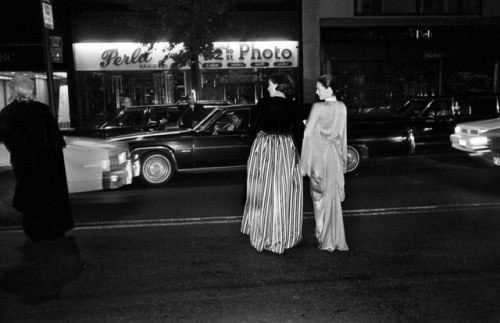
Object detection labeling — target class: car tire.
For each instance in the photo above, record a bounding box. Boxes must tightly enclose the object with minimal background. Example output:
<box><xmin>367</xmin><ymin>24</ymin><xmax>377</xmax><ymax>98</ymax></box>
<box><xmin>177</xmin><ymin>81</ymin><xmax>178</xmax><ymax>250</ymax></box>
<box><xmin>140</xmin><ymin>152</ymin><xmax>174</xmax><ymax>185</ymax></box>
<box><xmin>346</xmin><ymin>146</ymin><xmax>361</xmax><ymax>173</ymax></box>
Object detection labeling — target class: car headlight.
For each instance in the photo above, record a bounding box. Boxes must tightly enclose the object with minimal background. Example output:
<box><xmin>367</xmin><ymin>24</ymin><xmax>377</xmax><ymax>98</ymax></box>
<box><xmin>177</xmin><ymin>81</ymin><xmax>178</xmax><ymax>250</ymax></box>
<box><xmin>118</xmin><ymin>151</ymin><xmax>127</xmax><ymax>165</ymax></box>
<box><xmin>454</xmin><ymin>126</ymin><xmax>461</xmax><ymax>134</ymax></box>
<box><xmin>470</xmin><ymin>136</ymin><xmax>488</xmax><ymax>146</ymax></box>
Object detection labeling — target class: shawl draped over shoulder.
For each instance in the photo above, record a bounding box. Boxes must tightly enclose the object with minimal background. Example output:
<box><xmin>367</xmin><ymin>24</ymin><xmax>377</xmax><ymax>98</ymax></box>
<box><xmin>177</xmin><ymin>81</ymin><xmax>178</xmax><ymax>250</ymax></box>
<box><xmin>301</xmin><ymin>101</ymin><xmax>347</xmax><ymax>201</ymax></box>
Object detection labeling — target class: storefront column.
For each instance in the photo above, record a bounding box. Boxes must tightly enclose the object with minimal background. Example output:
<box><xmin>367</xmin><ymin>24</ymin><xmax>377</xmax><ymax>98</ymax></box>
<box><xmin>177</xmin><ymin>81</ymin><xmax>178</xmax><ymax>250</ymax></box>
<box><xmin>302</xmin><ymin>1</ymin><xmax>321</xmax><ymax>104</ymax></box>
<box><xmin>302</xmin><ymin>0</ymin><xmax>352</xmax><ymax>103</ymax></box>
<box><xmin>494</xmin><ymin>60</ymin><xmax>499</xmax><ymax>93</ymax></box>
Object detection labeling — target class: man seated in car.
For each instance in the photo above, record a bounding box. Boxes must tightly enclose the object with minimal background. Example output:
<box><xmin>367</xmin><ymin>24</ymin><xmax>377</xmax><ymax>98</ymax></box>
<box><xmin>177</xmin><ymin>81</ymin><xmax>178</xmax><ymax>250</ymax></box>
<box><xmin>221</xmin><ymin>112</ymin><xmax>246</xmax><ymax>131</ymax></box>
<box><xmin>435</xmin><ymin>102</ymin><xmax>453</xmax><ymax>116</ymax></box>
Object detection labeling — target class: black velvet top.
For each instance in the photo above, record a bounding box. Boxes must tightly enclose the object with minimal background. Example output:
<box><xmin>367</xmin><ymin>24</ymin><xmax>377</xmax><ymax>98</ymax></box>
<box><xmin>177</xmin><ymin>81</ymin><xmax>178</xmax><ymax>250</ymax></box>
<box><xmin>250</xmin><ymin>97</ymin><xmax>305</xmax><ymax>153</ymax></box>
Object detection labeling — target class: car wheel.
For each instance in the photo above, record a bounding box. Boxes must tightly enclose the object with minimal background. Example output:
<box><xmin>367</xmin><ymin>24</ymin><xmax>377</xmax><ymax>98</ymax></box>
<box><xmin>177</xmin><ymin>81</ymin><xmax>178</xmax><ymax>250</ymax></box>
<box><xmin>346</xmin><ymin>146</ymin><xmax>361</xmax><ymax>173</ymax></box>
<box><xmin>140</xmin><ymin>153</ymin><xmax>174</xmax><ymax>185</ymax></box>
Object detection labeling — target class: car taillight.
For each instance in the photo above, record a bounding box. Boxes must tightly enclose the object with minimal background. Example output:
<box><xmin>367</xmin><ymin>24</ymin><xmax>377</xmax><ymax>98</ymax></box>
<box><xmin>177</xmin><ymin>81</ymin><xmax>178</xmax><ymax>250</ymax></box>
<box><xmin>102</xmin><ymin>160</ymin><xmax>110</xmax><ymax>171</ymax></box>
<box><xmin>118</xmin><ymin>151</ymin><xmax>127</xmax><ymax>165</ymax></box>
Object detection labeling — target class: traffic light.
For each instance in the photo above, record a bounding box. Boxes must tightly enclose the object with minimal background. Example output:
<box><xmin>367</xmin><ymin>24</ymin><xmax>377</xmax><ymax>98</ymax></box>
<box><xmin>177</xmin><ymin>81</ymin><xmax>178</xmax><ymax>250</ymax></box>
<box><xmin>50</xmin><ymin>35</ymin><xmax>63</xmax><ymax>63</ymax></box>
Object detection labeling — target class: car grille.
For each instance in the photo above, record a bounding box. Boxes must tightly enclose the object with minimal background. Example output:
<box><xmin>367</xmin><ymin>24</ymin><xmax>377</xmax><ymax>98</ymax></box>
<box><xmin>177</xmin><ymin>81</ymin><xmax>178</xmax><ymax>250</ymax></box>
<box><xmin>461</xmin><ymin>128</ymin><xmax>479</xmax><ymax>135</ymax></box>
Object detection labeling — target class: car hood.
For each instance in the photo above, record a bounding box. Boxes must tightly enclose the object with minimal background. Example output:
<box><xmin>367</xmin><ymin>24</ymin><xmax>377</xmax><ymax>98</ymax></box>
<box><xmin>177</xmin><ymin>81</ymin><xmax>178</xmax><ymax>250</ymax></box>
<box><xmin>457</xmin><ymin>117</ymin><xmax>500</xmax><ymax>130</ymax></box>
<box><xmin>64</xmin><ymin>135</ymin><xmax>130</xmax><ymax>154</ymax></box>
<box><xmin>107</xmin><ymin>128</ymin><xmax>193</xmax><ymax>142</ymax></box>
<box><xmin>61</xmin><ymin>128</ymin><xmax>110</xmax><ymax>139</ymax></box>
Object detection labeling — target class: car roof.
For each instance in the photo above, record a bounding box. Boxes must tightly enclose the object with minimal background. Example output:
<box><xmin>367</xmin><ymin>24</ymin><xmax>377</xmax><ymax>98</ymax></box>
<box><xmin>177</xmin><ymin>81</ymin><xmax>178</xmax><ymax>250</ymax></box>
<box><xmin>125</xmin><ymin>104</ymin><xmax>178</xmax><ymax>109</ymax></box>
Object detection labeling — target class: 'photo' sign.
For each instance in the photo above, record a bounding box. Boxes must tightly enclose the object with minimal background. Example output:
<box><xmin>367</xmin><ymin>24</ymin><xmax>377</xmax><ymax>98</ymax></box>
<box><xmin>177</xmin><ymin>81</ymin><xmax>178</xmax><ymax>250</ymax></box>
<box><xmin>201</xmin><ymin>41</ymin><xmax>298</xmax><ymax>69</ymax></box>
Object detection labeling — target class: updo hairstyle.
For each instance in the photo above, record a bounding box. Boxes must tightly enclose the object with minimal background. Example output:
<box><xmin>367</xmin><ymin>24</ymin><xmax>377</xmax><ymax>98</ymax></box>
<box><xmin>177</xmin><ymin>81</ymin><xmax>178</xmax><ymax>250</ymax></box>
<box><xmin>317</xmin><ymin>74</ymin><xmax>337</xmax><ymax>92</ymax></box>
<box><xmin>269</xmin><ymin>72</ymin><xmax>295</xmax><ymax>98</ymax></box>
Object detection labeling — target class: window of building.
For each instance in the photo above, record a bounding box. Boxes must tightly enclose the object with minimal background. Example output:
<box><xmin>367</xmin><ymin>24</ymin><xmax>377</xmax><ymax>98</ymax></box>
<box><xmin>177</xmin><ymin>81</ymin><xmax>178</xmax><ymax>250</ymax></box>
<box><xmin>355</xmin><ymin>0</ymin><xmax>482</xmax><ymax>15</ymax></box>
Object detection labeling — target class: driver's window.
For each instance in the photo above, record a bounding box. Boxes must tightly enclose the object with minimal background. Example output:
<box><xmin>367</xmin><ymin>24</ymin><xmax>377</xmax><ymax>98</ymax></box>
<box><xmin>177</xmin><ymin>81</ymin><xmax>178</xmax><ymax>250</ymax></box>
<box><xmin>211</xmin><ymin>112</ymin><xmax>232</xmax><ymax>134</ymax></box>
<box><xmin>119</xmin><ymin>110</ymin><xmax>145</xmax><ymax>126</ymax></box>
<box><xmin>150</xmin><ymin>108</ymin><xmax>176</xmax><ymax>130</ymax></box>
<box><xmin>428</xmin><ymin>100</ymin><xmax>453</xmax><ymax>117</ymax></box>
<box><xmin>211</xmin><ymin>110</ymin><xmax>249</xmax><ymax>134</ymax></box>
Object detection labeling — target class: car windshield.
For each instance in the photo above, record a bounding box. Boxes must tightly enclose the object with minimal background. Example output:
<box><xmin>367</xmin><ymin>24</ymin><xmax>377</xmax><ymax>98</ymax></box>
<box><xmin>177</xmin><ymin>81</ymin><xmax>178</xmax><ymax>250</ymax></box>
<box><xmin>191</xmin><ymin>107</ymin><xmax>220</xmax><ymax>131</ymax></box>
<box><xmin>398</xmin><ymin>100</ymin><xmax>431</xmax><ymax>118</ymax></box>
<box><xmin>104</xmin><ymin>109</ymin><xmax>145</xmax><ymax>127</ymax></box>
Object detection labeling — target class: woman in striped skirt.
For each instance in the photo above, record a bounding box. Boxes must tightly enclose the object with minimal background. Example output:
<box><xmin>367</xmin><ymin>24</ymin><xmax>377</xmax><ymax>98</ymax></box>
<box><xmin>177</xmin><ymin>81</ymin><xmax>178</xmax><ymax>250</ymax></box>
<box><xmin>241</xmin><ymin>72</ymin><xmax>305</xmax><ymax>254</ymax></box>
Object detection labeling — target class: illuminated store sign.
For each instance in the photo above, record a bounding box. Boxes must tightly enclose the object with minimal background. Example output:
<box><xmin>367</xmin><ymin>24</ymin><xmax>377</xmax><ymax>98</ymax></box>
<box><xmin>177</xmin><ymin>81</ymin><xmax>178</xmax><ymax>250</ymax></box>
<box><xmin>201</xmin><ymin>41</ymin><xmax>298</xmax><ymax>69</ymax></box>
<box><xmin>73</xmin><ymin>41</ymin><xmax>298</xmax><ymax>71</ymax></box>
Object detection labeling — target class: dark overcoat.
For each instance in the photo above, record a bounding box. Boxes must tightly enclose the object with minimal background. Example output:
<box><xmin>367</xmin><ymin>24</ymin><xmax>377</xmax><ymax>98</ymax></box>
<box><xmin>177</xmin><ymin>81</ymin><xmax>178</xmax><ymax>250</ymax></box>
<box><xmin>0</xmin><ymin>100</ymin><xmax>73</xmax><ymax>241</ymax></box>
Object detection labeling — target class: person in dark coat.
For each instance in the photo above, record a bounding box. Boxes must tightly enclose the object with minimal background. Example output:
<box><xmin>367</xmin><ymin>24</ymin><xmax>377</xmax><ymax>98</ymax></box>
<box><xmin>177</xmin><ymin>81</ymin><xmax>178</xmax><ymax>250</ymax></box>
<box><xmin>0</xmin><ymin>75</ymin><xmax>73</xmax><ymax>242</ymax></box>
<box><xmin>179</xmin><ymin>90</ymin><xmax>206</xmax><ymax>128</ymax></box>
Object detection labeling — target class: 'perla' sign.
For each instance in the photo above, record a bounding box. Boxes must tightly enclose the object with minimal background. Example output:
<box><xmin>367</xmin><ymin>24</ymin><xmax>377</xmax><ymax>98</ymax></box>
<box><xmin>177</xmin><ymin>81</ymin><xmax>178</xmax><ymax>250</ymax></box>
<box><xmin>73</xmin><ymin>41</ymin><xmax>298</xmax><ymax>71</ymax></box>
<box><xmin>99</xmin><ymin>48</ymin><xmax>153</xmax><ymax>68</ymax></box>
<box><xmin>74</xmin><ymin>43</ymin><xmax>184</xmax><ymax>71</ymax></box>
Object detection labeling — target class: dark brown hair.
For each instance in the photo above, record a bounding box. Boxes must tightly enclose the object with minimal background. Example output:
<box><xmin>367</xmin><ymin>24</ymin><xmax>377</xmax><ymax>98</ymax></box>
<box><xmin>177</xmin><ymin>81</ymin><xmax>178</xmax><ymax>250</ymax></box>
<box><xmin>269</xmin><ymin>72</ymin><xmax>295</xmax><ymax>97</ymax></box>
<box><xmin>317</xmin><ymin>74</ymin><xmax>337</xmax><ymax>92</ymax></box>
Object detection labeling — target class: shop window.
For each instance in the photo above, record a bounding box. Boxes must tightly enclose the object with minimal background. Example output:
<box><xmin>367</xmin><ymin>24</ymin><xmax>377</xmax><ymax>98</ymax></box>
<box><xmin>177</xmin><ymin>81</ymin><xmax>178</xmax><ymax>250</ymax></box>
<box><xmin>422</xmin><ymin>0</ymin><xmax>482</xmax><ymax>14</ymax></box>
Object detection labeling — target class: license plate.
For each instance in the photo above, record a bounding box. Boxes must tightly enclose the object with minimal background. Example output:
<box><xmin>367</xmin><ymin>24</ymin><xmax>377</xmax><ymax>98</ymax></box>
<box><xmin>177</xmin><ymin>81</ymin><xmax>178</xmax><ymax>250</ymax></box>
<box><xmin>459</xmin><ymin>139</ymin><xmax>466</xmax><ymax>146</ymax></box>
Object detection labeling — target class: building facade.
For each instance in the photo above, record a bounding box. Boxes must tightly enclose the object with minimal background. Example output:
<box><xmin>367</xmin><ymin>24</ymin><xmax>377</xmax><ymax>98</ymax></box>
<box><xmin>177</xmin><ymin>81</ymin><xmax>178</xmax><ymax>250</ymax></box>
<box><xmin>70</xmin><ymin>3</ymin><xmax>301</xmax><ymax>127</ymax></box>
<box><xmin>302</xmin><ymin>0</ymin><xmax>500</xmax><ymax>113</ymax></box>
<box><xmin>0</xmin><ymin>0</ymin><xmax>301</xmax><ymax>128</ymax></box>
<box><xmin>3</xmin><ymin>1</ymin><xmax>499</xmax><ymax>127</ymax></box>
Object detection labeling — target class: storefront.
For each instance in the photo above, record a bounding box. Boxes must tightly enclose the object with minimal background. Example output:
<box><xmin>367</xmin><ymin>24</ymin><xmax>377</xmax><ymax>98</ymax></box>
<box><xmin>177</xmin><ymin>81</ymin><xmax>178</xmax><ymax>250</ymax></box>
<box><xmin>72</xmin><ymin>41</ymin><xmax>299</xmax><ymax>127</ymax></box>
<box><xmin>302</xmin><ymin>0</ymin><xmax>500</xmax><ymax>110</ymax></box>
<box><xmin>320</xmin><ymin>23</ymin><xmax>500</xmax><ymax>113</ymax></box>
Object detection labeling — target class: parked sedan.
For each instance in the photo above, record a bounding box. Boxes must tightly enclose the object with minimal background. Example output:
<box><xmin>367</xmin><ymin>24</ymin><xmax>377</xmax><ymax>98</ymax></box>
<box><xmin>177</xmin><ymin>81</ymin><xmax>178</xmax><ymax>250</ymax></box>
<box><xmin>71</xmin><ymin>100</ymin><xmax>233</xmax><ymax>138</ymax></box>
<box><xmin>350</xmin><ymin>93</ymin><xmax>500</xmax><ymax>151</ymax></box>
<box><xmin>450</xmin><ymin>117</ymin><xmax>500</xmax><ymax>166</ymax></box>
<box><xmin>108</xmin><ymin>104</ymin><xmax>414</xmax><ymax>185</ymax></box>
<box><xmin>0</xmin><ymin>136</ymin><xmax>135</xmax><ymax>193</ymax></box>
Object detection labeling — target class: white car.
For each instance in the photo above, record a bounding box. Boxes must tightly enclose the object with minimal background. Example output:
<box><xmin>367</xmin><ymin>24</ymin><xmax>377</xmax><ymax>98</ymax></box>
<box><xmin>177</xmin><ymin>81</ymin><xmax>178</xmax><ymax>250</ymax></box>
<box><xmin>0</xmin><ymin>136</ymin><xmax>138</xmax><ymax>193</ymax></box>
<box><xmin>450</xmin><ymin>117</ymin><xmax>500</xmax><ymax>166</ymax></box>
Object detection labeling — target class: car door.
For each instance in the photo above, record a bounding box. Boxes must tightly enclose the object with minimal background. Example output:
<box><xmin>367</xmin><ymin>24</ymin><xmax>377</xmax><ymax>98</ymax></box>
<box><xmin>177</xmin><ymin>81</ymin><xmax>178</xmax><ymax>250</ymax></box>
<box><xmin>191</xmin><ymin>108</ymin><xmax>251</xmax><ymax>168</ymax></box>
<box><xmin>414</xmin><ymin>98</ymin><xmax>455</xmax><ymax>147</ymax></box>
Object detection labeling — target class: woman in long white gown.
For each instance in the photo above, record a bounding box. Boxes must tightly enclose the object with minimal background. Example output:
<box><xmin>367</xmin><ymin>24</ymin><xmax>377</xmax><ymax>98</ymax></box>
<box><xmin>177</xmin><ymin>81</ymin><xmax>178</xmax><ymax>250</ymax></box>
<box><xmin>301</xmin><ymin>74</ymin><xmax>349</xmax><ymax>252</ymax></box>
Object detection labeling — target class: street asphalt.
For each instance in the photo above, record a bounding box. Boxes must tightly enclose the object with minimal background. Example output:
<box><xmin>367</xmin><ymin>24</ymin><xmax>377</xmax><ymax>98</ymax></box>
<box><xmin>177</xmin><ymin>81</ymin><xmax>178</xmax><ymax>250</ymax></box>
<box><xmin>1</xmin><ymin>164</ymin><xmax>500</xmax><ymax>321</ymax></box>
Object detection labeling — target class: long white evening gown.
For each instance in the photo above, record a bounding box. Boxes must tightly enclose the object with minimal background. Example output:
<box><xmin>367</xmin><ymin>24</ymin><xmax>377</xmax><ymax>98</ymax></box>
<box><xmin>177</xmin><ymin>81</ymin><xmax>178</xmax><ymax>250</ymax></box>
<box><xmin>301</xmin><ymin>99</ymin><xmax>348</xmax><ymax>252</ymax></box>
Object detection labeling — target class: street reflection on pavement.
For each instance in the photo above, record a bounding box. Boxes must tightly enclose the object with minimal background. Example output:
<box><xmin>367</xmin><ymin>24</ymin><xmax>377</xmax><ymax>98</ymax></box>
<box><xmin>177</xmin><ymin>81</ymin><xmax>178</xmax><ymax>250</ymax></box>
<box><xmin>0</xmin><ymin>236</ymin><xmax>87</xmax><ymax>304</ymax></box>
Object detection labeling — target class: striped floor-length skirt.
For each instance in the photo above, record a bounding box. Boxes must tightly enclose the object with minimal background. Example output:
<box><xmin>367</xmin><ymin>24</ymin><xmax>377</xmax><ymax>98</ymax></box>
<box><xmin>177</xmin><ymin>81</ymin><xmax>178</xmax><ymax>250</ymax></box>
<box><xmin>241</xmin><ymin>131</ymin><xmax>303</xmax><ymax>254</ymax></box>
